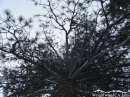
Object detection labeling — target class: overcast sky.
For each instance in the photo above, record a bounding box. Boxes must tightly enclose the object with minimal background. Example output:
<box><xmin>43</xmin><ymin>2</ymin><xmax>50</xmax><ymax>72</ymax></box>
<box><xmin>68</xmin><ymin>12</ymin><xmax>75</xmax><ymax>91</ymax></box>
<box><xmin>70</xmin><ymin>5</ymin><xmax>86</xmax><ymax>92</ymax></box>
<box><xmin>0</xmin><ymin>0</ymin><xmax>43</xmax><ymax>17</ymax></box>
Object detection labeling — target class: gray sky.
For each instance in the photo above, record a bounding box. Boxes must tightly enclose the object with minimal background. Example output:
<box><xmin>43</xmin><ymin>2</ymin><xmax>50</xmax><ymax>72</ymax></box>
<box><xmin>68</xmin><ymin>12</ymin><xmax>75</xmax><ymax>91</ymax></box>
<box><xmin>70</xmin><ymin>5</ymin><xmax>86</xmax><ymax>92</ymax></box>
<box><xmin>0</xmin><ymin>0</ymin><xmax>41</xmax><ymax>17</ymax></box>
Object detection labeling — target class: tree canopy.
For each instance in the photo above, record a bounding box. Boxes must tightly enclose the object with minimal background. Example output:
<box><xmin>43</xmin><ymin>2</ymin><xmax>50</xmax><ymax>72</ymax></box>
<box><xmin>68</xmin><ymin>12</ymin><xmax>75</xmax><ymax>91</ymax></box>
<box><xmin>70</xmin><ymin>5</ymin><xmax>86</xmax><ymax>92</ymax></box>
<box><xmin>0</xmin><ymin>0</ymin><xmax>130</xmax><ymax>97</ymax></box>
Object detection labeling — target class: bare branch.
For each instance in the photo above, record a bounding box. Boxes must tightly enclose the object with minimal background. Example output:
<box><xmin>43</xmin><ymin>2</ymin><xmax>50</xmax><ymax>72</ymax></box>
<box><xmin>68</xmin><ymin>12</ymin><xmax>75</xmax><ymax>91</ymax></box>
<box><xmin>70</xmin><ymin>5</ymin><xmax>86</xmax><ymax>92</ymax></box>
<box><xmin>44</xmin><ymin>31</ymin><xmax>65</xmax><ymax>64</ymax></box>
<box><xmin>100</xmin><ymin>0</ymin><xmax>109</xmax><ymax>27</ymax></box>
<box><xmin>48</xmin><ymin>0</ymin><xmax>68</xmax><ymax>33</ymax></box>
<box><xmin>67</xmin><ymin>0</ymin><xmax>79</xmax><ymax>35</ymax></box>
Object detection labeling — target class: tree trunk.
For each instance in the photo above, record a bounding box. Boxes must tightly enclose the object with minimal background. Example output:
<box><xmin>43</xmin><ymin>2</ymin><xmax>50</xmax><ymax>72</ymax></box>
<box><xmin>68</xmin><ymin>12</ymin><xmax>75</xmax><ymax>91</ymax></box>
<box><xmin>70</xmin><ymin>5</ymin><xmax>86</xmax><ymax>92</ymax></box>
<box><xmin>52</xmin><ymin>78</ymin><xmax>77</xmax><ymax>97</ymax></box>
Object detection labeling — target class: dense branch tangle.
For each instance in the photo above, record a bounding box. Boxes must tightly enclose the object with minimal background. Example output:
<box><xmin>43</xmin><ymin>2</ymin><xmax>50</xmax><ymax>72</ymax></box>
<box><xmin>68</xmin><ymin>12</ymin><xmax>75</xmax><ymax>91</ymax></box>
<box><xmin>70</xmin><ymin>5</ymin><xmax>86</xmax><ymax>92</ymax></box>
<box><xmin>0</xmin><ymin>0</ymin><xmax>130</xmax><ymax>97</ymax></box>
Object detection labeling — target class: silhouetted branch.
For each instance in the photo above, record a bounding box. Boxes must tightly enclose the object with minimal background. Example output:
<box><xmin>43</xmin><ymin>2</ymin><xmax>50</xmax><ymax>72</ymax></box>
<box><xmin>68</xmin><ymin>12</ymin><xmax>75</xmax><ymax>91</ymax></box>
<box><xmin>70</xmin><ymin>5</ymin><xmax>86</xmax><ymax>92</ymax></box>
<box><xmin>77</xmin><ymin>90</ymin><xmax>93</xmax><ymax>97</ymax></box>
<box><xmin>71</xmin><ymin>35</ymin><xmax>130</xmax><ymax>79</ymax></box>
<box><xmin>27</xmin><ymin>89</ymin><xmax>53</xmax><ymax>97</ymax></box>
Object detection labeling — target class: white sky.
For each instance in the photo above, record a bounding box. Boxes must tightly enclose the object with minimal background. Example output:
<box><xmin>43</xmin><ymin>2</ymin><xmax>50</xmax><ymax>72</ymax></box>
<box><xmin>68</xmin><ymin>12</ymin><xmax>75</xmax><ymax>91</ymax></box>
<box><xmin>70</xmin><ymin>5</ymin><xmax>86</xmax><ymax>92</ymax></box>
<box><xmin>0</xmin><ymin>0</ymin><xmax>42</xmax><ymax>17</ymax></box>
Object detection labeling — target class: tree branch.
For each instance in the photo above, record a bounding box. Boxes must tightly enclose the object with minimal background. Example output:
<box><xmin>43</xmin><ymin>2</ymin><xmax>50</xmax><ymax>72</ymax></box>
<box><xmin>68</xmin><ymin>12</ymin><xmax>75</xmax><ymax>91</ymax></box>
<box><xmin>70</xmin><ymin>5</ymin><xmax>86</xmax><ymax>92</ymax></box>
<box><xmin>100</xmin><ymin>0</ymin><xmax>109</xmax><ymax>27</ymax></box>
<box><xmin>44</xmin><ymin>31</ymin><xmax>65</xmax><ymax>64</ymax></box>
<box><xmin>48</xmin><ymin>0</ymin><xmax>68</xmax><ymax>33</ymax></box>
<box><xmin>81</xmin><ymin>62</ymin><xmax>129</xmax><ymax>78</ymax></box>
<box><xmin>76</xmin><ymin>74</ymin><xmax>112</xmax><ymax>83</ymax></box>
<box><xmin>0</xmin><ymin>47</ymin><xmax>61</xmax><ymax>80</ymax></box>
<box><xmin>71</xmin><ymin>35</ymin><xmax>130</xmax><ymax>79</ymax></box>
<box><xmin>77</xmin><ymin>70</ymin><xmax>130</xmax><ymax>83</ymax></box>
<box><xmin>108</xmin><ymin>13</ymin><xmax>130</xmax><ymax>29</ymax></box>
<box><xmin>77</xmin><ymin>90</ymin><xmax>93</xmax><ymax>97</ymax></box>
<box><xmin>27</xmin><ymin>89</ymin><xmax>53</xmax><ymax>97</ymax></box>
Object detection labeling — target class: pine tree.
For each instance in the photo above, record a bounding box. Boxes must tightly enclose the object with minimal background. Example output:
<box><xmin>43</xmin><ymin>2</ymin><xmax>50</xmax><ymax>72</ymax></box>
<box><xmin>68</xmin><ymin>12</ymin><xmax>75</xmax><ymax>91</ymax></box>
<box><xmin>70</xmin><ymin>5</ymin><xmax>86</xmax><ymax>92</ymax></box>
<box><xmin>0</xmin><ymin>0</ymin><xmax>130</xmax><ymax>97</ymax></box>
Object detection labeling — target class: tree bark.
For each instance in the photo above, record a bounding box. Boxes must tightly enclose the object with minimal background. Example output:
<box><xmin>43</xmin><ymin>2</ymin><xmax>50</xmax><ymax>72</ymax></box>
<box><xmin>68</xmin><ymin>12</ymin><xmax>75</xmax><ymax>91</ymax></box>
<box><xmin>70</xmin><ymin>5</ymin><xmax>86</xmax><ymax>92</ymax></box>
<box><xmin>52</xmin><ymin>78</ymin><xmax>77</xmax><ymax>97</ymax></box>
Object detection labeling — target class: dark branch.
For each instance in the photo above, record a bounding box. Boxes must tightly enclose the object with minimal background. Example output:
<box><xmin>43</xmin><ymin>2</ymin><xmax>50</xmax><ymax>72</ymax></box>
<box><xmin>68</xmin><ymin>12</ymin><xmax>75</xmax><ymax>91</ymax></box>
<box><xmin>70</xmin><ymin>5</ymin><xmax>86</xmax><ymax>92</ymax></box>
<box><xmin>77</xmin><ymin>90</ymin><xmax>93</xmax><ymax>97</ymax></box>
<box><xmin>71</xmin><ymin>35</ymin><xmax>130</xmax><ymax>79</ymax></box>
<box><xmin>100</xmin><ymin>0</ymin><xmax>109</xmax><ymax>27</ymax></box>
<box><xmin>27</xmin><ymin>89</ymin><xmax>53</xmax><ymax>97</ymax></box>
